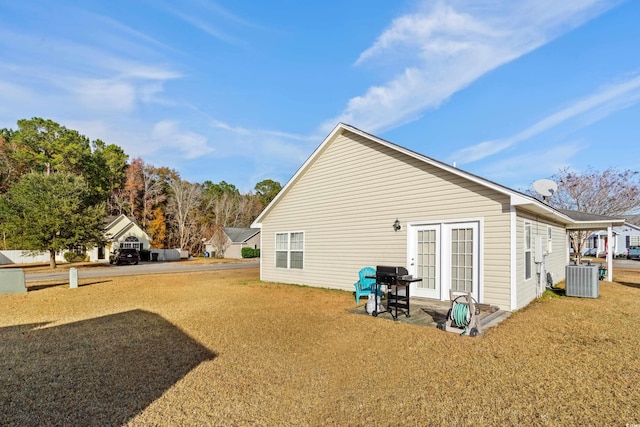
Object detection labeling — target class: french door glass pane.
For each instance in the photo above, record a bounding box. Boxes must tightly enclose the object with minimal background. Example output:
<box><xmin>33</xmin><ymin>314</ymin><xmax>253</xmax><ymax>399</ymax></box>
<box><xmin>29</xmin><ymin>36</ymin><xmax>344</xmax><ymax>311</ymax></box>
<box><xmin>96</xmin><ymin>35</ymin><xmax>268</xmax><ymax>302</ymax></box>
<box><xmin>417</xmin><ymin>229</ymin><xmax>437</xmax><ymax>290</ymax></box>
<box><xmin>451</xmin><ymin>227</ymin><xmax>473</xmax><ymax>293</ymax></box>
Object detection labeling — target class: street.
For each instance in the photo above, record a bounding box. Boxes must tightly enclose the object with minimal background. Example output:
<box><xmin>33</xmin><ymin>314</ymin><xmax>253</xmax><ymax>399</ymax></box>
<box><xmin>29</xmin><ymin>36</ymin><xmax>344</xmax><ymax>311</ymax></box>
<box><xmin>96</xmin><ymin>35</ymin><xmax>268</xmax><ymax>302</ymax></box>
<box><xmin>25</xmin><ymin>261</ymin><xmax>259</xmax><ymax>283</ymax></box>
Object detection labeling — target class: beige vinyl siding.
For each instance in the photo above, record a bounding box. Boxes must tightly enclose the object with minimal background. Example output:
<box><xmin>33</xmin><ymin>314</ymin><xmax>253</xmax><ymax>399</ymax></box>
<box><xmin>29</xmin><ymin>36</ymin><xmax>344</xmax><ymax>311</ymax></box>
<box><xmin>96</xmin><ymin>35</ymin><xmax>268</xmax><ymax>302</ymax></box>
<box><xmin>515</xmin><ymin>211</ymin><xmax>567</xmax><ymax>309</ymax></box>
<box><xmin>260</xmin><ymin>130</ymin><xmax>514</xmax><ymax>309</ymax></box>
<box><xmin>545</xmin><ymin>225</ymin><xmax>568</xmax><ymax>286</ymax></box>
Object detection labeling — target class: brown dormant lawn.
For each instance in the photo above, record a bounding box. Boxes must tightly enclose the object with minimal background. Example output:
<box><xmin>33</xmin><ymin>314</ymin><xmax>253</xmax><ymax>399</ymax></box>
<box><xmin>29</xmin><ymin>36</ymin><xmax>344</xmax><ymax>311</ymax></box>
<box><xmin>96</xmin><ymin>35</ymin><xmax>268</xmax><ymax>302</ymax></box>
<box><xmin>1</xmin><ymin>266</ymin><xmax>639</xmax><ymax>425</ymax></box>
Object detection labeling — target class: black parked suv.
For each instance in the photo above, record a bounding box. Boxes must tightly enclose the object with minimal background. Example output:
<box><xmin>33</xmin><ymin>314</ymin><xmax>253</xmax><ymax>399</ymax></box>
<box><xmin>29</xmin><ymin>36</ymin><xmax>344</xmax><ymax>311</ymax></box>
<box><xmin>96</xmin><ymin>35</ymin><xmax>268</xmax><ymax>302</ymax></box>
<box><xmin>109</xmin><ymin>248</ymin><xmax>140</xmax><ymax>265</ymax></box>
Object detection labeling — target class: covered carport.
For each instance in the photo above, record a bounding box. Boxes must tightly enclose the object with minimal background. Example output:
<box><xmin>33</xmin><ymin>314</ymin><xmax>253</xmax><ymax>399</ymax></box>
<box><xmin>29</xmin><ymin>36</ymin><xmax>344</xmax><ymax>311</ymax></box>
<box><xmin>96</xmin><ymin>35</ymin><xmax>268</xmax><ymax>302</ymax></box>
<box><xmin>559</xmin><ymin>209</ymin><xmax>627</xmax><ymax>281</ymax></box>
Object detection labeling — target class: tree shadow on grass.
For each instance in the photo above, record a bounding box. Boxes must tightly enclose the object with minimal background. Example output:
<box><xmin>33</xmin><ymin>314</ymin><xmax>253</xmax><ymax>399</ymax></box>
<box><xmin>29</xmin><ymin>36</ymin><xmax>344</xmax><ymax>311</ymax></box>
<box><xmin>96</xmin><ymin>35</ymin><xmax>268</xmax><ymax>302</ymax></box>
<box><xmin>615</xmin><ymin>281</ymin><xmax>640</xmax><ymax>290</ymax></box>
<box><xmin>27</xmin><ymin>280</ymin><xmax>112</xmax><ymax>291</ymax></box>
<box><xmin>0</xmin><ymin>310</ymin><xmax>216</xmax><ymax>426</ymax></box>
<box><xmin>546</xmin><ymin>287</ymin><xmax>566</xmax><ymax>297</ymax></box>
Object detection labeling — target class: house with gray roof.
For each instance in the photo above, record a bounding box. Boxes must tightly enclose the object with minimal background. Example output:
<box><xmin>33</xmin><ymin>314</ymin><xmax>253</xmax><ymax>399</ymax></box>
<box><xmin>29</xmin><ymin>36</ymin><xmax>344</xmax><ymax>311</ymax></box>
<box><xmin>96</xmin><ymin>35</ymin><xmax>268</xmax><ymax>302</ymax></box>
<box><xmin>87</xmin><ymin>214</ymin><xmax>151</xmax><ymax>262</ymax></box>
<box><xmin>205</xmin><ymin>227</ymin><xmax>260</xmax><ymax>259</ymax></box>
<box><xmin>252</xmin><ymin>123</ymin><xmax>625</xmax><ymax>311</ymax></box>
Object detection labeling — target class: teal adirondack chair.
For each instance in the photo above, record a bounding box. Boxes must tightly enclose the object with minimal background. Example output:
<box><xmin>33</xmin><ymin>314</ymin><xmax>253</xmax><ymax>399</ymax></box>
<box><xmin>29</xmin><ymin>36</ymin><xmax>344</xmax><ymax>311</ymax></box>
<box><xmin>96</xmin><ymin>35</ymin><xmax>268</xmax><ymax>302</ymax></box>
<box><xmin>353</xmin><ymin>266</ymin><xmax>380</xmax><ymax>304</ymax></box>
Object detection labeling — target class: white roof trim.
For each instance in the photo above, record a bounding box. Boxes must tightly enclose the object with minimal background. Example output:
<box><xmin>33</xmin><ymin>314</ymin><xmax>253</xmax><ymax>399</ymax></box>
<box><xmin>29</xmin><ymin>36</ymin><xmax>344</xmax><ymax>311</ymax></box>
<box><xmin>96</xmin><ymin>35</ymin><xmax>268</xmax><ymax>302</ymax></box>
<box><xmin>104</xmin><ymin>213</ymin><xmax>127</xmax><ymax>229</ymax></box>
<box><xmin>109</xmin><ymin>222</ymin><xmax>135</xmax><ymax>241</ymax></box>
<box><xmin>106</xmin><ymin>218</ymin><xmax>151</xmax><ymax>241</ymax></box>
<box><xmin>252</xmin><ymin>122</ymin><xmax>624</xmax><ymax>229</ymax></box>
<box><xmin>623</xmin><ymin>222</ymin><xmax>640</xmax><ymax>231</ymax></box>
<box><xmin>252</xmin><ymin>124</ymin><xmax>344</xmax><ymax>227</ymax></box>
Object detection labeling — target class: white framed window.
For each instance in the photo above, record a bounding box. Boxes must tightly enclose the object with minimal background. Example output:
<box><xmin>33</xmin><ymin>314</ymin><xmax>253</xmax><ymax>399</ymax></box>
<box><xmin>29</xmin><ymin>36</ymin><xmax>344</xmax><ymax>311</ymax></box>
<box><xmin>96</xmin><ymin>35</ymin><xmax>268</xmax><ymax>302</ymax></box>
<box><xmin>70</xmin><ymin>245</ymin><xmax>86</xmax><ymax>255</ymax></box>
<box><xmin>121</xmin><ymin>236</ymin><xmax>142</xmax><ymax>251</ymax></box>
<box><xmin>275</xmin><ymin>233</ymin><xmax>288</xmax><ymax>268</ymax></box>
<box><xmin>275</xmin><ymin>231</ymin><xmax>304</xmax><ymax>269</ymax></box>
<box><xmin>547</xmin><ymin>226</ymin><xmax>553</xmax><ymax>254</ymax></box>
<box><xmin>525</xmin><ymin>221</ymin><xmax>532</xmax><ymax>280</ymax></box>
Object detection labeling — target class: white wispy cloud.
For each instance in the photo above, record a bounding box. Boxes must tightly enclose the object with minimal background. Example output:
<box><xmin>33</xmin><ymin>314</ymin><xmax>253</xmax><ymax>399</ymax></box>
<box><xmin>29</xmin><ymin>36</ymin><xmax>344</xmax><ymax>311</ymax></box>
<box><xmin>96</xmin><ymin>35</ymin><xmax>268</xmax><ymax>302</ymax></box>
<box><xmin>210</xmin><ymin>119</ymin><xmax>252</xmax><ymax>135</ymax></box>
<box><xmin>63</xmin><ymin>119</ymin><xmax>212</xmax><ymax>163</ymax></box>
<box><xmin>168</xmin><ymin>8</ymin><xmax>244</xmax><ymax>46</ymax></box>
<box><xmin>210</xmin><ymin>118</ymin><xmax>318</xmax><ymax>142</ymax></box>
<box><xmin>0</xmin><ymin>22</ymin><xmax>183</xmax><ymax>113</ymax></box>
<box><xmin>82</xmin><ymin>11</ymin><xmax>176</xmax><ymax>53</ymax></box>
<box><xmin>151</xmin><ymin>120</ymin><xmax>213</xmax><ymax>159</ymax></box>
<box><xmin>451</xmin><ymin>74</ymin><xmax>640</xmax><ymax>163</ymax></box>
<box><xmin>66</xmin><ymin>64</ymin><xmax>181</xmax><ymax>112</ymax></box>
<box><xmin>0</xmin><ymin>81</ymin><xmax>33</xmax><ymax>102</ymax></box>
<box><xmin>204</xmin><ymin>117</ymin><xmax>314</xmax><ymax>184</ymax></box>
<box><xmin>324</xmin><ymin>0</ymin><xmax>619</xmax><ymax>133</ymax></box>
<box><xmin>161</xmin><ymin>0</ymin><xmax>267</xmax><ymax>47</ymax></box>
<box><xmin>192</xmin><ymin>0</ymin><xmax>263</xmax><ymax>30</ymax></box>
<box><xmin>478</xmin><ymin>141</ymin><xmax>585</xmax><ymax>184</ymax></box>
<box><xmin>71</xmin><ymin>79</ymin><xmax>137</xmax><ymax>111</ymax></box>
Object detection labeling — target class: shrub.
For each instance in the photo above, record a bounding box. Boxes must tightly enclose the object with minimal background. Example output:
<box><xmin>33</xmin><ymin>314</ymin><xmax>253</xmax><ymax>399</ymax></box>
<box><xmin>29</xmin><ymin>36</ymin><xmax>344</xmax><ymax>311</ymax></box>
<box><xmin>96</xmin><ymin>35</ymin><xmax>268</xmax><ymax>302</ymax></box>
<box><xmin>241</xmin><ymin>247</ymin><xmax>260</xmax><ymax>258</ymax></box>
<box><xmin>64</xmin><ymin>251</ymin><xmax>87</xmax><ymax>263</ymax></box>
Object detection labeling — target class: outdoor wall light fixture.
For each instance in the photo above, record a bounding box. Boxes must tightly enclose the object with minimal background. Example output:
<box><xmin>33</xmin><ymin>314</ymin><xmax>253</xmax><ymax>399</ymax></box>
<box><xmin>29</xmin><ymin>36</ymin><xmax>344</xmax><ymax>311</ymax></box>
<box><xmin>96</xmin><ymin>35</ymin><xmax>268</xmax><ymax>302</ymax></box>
<box><xmin>393</xmin><ymin>219</ymin><xmax>401</xmax><ymax>232</ymax></box>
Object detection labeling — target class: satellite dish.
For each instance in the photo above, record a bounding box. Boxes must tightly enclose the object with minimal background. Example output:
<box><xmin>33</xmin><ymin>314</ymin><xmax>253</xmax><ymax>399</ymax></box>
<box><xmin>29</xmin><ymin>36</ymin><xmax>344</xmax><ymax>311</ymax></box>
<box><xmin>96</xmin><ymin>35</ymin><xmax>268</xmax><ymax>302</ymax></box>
<box><xmin>533</xmin><ymin>179</ymin><xmax>558</xmax><ymax>201</ymax></box>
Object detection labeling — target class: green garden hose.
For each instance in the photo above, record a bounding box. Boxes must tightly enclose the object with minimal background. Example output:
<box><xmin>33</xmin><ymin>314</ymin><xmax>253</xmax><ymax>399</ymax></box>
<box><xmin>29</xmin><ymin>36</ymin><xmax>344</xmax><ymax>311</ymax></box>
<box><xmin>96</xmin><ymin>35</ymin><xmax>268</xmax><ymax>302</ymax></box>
<box><xmin>451</xmin><ymin>301</ymin><xmax>471</xmax><ymax>328</ymax></box>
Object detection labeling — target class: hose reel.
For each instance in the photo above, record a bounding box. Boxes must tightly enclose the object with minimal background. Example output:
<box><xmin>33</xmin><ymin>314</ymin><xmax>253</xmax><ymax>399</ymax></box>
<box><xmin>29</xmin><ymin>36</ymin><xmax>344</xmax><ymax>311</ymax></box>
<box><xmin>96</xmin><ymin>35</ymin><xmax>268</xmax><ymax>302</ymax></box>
<box><xmin>438</xmin><ymin>291</ymin><xmax>482</xmax><ymax>337</ymax></box>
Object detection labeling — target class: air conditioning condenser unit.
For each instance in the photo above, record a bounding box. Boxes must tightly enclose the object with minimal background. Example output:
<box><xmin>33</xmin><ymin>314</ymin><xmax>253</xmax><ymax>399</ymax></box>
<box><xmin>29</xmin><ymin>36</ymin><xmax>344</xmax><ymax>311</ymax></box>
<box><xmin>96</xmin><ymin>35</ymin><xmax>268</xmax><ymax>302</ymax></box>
<box><xmin>565</xmin><ymin>264</ymin><xmax>599</xmax><ymax>298</ymax></box>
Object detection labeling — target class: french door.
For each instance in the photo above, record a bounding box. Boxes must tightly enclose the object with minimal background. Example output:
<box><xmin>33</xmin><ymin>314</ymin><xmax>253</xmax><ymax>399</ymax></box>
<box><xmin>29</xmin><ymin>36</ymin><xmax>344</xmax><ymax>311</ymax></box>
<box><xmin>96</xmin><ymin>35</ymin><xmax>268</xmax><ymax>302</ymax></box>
<box><xmin>411</xmin><ymin>225</ymin><xmax>441</xmax><ymax>299</ymax></box>
<box><xmin>410</xmin><ymin>222</ymin><xmax>479</xmax><ymax>301</ymax></box>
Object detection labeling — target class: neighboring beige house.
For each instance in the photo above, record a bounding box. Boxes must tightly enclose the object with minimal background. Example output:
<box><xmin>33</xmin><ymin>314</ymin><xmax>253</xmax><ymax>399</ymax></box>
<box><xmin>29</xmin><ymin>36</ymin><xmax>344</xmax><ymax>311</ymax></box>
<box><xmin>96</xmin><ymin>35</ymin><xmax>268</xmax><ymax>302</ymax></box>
<box><xmin>87</xmin><ymin>214</ymin><xmax>151</xmax><ymax>262</ymax></box>
<box><xmin>252</xmin><ymin>123</ymin><xmax>625</xmax><ymax>311</ymax></box>
<box><xmin>205</xmin><ymin>227</ymin><xmax>260</xmax><ymax>259</ymax></box>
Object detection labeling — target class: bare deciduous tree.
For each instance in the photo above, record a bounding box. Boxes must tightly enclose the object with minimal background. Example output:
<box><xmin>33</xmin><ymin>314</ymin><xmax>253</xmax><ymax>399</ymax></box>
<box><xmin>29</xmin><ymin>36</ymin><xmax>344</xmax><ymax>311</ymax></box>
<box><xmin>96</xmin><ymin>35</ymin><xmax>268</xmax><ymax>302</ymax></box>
<box><xmin>167</xmin><ymin>178</ymin><xmax>202</xmax><ymax>250</ymax></box>
<box><xmin>529</xmin><ymin>167</ymin><xmax>640</xmax><ymax>260</ymax></box>
<box><xmin>108</xmin><ymin>190</ymin><xmax>128</xmax><ymax>216</ymax></box>
<box><xmin>551</xmin><ymin>167</ymin><xmax>640</xmax><ymax>216</ymax></box>
<box><xmin>141</xmin><ymin>165</ymin><xmax>168</xmax><ymax>229</ymax></box>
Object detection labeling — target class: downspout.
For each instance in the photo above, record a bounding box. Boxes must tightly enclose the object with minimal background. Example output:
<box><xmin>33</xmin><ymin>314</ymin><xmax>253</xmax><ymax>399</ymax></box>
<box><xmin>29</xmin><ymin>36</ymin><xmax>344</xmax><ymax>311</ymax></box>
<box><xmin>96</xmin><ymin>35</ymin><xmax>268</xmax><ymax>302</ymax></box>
<box><xmin>607</xmin><ymin>225</ymin><xmax>613</xmax><ymax>281</ymax></box>
<box><xmin>509</xmin><ymin>207</ymin><xmax>517</xmax><ymax>311</ymax></box>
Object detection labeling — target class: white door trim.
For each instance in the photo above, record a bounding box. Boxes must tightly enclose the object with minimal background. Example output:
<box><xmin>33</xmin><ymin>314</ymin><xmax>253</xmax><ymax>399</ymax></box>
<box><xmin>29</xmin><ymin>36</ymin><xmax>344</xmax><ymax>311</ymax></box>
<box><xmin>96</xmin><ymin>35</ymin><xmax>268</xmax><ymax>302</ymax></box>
<box><xmin>408</xmin><ymin>224</ymin><xmax>441</xmax><ymax>299</ymax></box>
<box><xmin>442</xmin><ymin>221</ymin><xmax>480</xmax><ymax>302</ymax></box>
<box><xmin>407</xmin><ymin>218</ymin><xmax>482</xmax><ymax>302</ymax></box>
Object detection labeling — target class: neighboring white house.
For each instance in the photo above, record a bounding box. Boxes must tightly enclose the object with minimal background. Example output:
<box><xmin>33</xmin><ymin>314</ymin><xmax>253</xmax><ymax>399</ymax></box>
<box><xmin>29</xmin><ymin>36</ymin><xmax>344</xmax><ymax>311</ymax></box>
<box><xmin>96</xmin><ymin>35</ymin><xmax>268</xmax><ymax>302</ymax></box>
<box><xmin>582</xmin><ymin>223</ymin><xmax>640</xmax><ymax>257</ymax></box>
<box><xmin>205</xmin><ymin>227</ymin><xmax>260</xmax><ymax>259</ymax></box>
<box><xmin>0</xmin><ymin>214</ymin><xmax>154</xmax><ymax>265</ymax></box>
<box><xmin>251</xmin><ymin>123</ymin><xmax>625</xmax><ymax>311</ymax></box>
<box><xmin>87</xmin><ymin>214</ymin><xmax>152</xmax><ymax>262</ymax></box>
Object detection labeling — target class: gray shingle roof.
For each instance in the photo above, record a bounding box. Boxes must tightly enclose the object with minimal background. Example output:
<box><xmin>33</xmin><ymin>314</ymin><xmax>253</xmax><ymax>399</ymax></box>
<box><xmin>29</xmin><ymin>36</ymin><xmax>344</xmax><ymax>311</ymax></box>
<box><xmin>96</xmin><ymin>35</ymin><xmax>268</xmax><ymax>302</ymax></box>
<box><xmin>223</xmin><ymin>227</ymin><xmax>260</xmax><ymax>243</ymax></box>
<box><xmin>557</xmin><ymin>208</ymin><xmax>623</xmax><ymax>222</ymax></box>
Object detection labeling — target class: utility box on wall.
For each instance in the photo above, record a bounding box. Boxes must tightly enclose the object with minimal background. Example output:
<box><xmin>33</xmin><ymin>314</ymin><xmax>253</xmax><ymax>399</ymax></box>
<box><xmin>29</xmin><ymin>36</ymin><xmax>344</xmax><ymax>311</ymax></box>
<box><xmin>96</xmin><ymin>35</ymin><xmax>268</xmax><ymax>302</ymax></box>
<box><xmin>565</xmin><ymin>264</ymin><xmax>599</xmax><ymax>298</ymax></box>
<box><xmin>535</xmin><ymin>236</ymin><xmax>544</xmax><ymax>263</ymax></box>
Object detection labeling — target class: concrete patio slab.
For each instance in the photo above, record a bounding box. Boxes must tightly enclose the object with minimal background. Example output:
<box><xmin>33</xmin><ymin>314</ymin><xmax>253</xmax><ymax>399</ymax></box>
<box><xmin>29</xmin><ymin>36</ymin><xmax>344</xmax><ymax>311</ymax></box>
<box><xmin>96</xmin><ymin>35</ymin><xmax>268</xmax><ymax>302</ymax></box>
<box><xmin>350</xmin><ymin>297</ymin><xmax>511</xmax><ymax>336</ymax></box>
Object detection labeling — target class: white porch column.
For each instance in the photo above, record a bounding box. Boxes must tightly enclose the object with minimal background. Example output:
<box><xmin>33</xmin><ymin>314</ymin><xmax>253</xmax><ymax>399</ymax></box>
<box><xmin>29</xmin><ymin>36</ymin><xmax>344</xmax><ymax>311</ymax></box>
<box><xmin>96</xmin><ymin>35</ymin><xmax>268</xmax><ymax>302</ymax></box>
<box><xmin>607</xmin><ymin>225</ymin><xmax>613</xmax><ymax>281</ymax></box>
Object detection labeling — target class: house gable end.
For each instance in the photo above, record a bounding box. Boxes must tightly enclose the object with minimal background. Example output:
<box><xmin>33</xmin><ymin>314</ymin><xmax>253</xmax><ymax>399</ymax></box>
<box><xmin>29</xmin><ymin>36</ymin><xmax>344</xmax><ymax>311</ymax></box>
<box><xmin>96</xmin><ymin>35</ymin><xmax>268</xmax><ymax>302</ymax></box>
<box><xmin>105</xmin><ymin>216</ymin><xmax>151</xmax><ymax>243</ymax></box>
<box><xmin>253</xmin><ymin>123</ymin><xmax>582</xmax><ymax>228</ymax></box>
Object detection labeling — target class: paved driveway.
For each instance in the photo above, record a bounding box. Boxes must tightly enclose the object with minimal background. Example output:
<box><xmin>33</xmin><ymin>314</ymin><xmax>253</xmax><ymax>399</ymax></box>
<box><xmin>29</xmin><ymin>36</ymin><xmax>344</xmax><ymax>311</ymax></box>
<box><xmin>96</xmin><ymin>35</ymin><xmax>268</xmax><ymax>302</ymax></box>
<box><xmin>613</xmin><ymin>258</ymin><xmax>640</xmax><ymax>269</ymax></box>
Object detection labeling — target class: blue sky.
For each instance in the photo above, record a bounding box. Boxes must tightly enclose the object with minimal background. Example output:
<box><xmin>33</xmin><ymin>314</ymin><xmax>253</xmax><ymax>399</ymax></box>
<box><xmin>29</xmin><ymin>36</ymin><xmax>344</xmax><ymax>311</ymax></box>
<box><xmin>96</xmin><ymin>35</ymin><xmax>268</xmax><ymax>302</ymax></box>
<box><xmin>1</xmin><ymin>0</ymin><xmax>639</xmax><ymax>192</ymax></box>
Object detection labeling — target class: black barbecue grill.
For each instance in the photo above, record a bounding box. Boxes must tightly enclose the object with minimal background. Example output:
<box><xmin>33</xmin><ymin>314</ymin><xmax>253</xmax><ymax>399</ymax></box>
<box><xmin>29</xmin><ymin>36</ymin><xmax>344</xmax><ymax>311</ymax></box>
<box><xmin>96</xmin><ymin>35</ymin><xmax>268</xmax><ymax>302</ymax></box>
<box><xmin>371</xmin><ymin>266</ymin><xmax>420</xmax><ymax>320</ymax></box>
<box><xmin>375</xmin><ymin>265</ymin><xmax>408</xmax><ymax>286</ymax></box>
